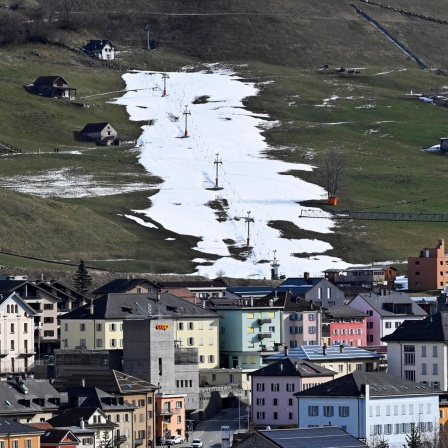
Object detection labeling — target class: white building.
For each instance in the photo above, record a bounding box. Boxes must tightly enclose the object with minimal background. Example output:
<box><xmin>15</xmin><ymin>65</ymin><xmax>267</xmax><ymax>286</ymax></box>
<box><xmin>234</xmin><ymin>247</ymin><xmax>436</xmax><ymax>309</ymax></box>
<box><xmin>383</xmin><ymin>311</ymin><xmax>447</xmax><ymax>389</ymax></box>
<box><xmin>0</xmin><ymin>293</ymin><xmax>36</xmax><ymax>374</ymax></box>
<box><xmin>349</xmin><ymin>292</ymin><xmax>427</xmax><ymax>347</ymax></box>
<box><xmin>295</xmin><ymin>371</ymin><xmax>441</xmax><ymax>448</ymax></box>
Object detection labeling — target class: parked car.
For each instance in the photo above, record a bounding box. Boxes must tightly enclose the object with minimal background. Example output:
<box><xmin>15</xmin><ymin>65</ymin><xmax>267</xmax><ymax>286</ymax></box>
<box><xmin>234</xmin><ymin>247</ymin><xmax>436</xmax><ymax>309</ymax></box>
<box><xmin>165</xmin><ymin>435</ymin><xmax>184</xmax><ymax>445</ymax></box>
<box><xmin>191</xmin><ymin>439</ymin><xmax>203</xmax><ymax>448</ymax></box>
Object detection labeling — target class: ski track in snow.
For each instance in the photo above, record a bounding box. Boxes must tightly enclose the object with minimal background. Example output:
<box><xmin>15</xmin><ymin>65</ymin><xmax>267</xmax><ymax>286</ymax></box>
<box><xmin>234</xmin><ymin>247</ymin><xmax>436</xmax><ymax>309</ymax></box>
<box><xmin>113</xmin><ymin>68</ymin><xmax>352</xmax><ymax>278</ymax></box>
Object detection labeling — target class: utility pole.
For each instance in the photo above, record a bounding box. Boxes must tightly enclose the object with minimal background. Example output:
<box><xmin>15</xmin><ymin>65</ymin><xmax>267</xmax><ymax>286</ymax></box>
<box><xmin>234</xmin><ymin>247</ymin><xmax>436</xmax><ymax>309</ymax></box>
<box><xmin>236</xmin><ymin>211</ymin><xmax>254</xmax><ymax>247</ymax></box>
<box><xmin>162</xmin><ymin>73</ymin><xmax>169</xmax><ymax>96</ymax></box>
<box><xmin>270</xmin><ymin>250</ymin><xmax>280</xmax><ymax>280</ymax></box>
<box><xmin>183</xmin><ymin>105</ymin><xmax>191</xmax><ymax>137</ymax></box>
<box><xmin>214</xmin><ymin>153</ymin><xmax>223</xmax><ymax>188</ymax></box>
<box><xmin>145</xmin><ymin>24</ymin><xmax>151</xmax><ymax>50</ymax></box>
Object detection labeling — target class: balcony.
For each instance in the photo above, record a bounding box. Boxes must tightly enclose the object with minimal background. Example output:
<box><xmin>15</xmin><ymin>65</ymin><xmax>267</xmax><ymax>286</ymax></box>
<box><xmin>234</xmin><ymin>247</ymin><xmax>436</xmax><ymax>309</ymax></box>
<box><xmin>258</xmin><ymin>333</ymin><xmax>272</xmax><ymax>340</ymax></box>
<box><xmin>258</xmin><ymin>318</ymin><xmax>271</xmax><ymax>325</ymax></box>
<box><xmin>0</xmin><ymin>349</ymin><xmax>8</xmax><ymax>358</ymax></box>
<box><xmin>156</xmin><ymin>408</ymin><xmax>181</xmax><ymax>416</ymax></box>
<box><xmin>20</xmin><ymin>348</ymin><xmax>35</xmax><ymax>357</ymax></box>
<box><xmin>114</xmin><ymin>436</ymin><xmax>127</xmax><ymax>446</ymax></box>
<box><xmin>134</xmin><ymin>439</ymin><xmax>144</xmax><ymax>447</ymax></box>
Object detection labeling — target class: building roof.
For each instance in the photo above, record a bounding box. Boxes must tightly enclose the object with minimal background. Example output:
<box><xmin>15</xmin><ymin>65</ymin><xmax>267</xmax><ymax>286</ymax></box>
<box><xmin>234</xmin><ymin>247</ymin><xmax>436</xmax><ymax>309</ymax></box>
<box><xmin>80</xmin><ymin>123</ymin><xmax>114</xmax><ymax>134</ymax></box>
<box><xmin>0</xmin><ymin>378</ymin><xmax>62</xmax><ymax>416</ymax></box>
<box><xmin>61</xmin><ymin>292</ymin><xmax>219</xmax><ymax>320</ymax></box>
<box><xmin>226</xmin><ymin>286</ymin><xmax>274</xmax><ymax>297</ymax></box>
<box><xmin>344</xmin><ymin>265</ymin><xmax>397</xmax><ymax>272</ymax></box>
<box><xmin>351</xmin><ymin>292</ymin><xmax>427</xmax><ymax>317</ymax></box>
<box><xmin>249</xmin><ymin>358</ymin><xmax>335</xmax><ymax>378</ymax></box>
<box><xmin>92</xmin><ymin>278</ymin><xmax>157</xmax><ymax>295</ymax></box>
<box><xmin>382</xmin><ymin>311</ymin><xmax>448</xmax><ymax>342</ymax></box>
<box><xmin>324</xmin><ymin>305</ymin><xmax>367</xmax><ymax>319</ymax></box>
<box><xmin>294</xmin><ymin>371</ymin><xmax>441</xmax><ymax>398</ymax></box>
<box><xmin>236</xmin><ymin>427</ymin><xmax>366</xmax><ymax>448</ymax></box>
<box><xmin>33</xmin><ymin>76</ymin><xmax>67</xmax><ymax>85</ymax></box>
<box><xmin>265</xmin><ymin>344</ymin><xmax>383</xmax><ymax>363</ymax></box>
<box><xmin>0</xmin><ymin>418</ymin><xmax>45</xmax><ymax>436</ymax></box>
<box><xmin>157</xmin><ymin>279</ymin><xmax>227</xmax><ymax>288</ymax></box>
<box><xmin>84</xmin><ymin>40</ymin><xmax>113</xmax><ymax>51</ymax></box>
<box><xmin>65</xmin><ymin>387</ymin><xmax>135</xmax><ymax>411</ymax></box>
<box><xmin>53</xmin><ymin>369</ymin><xmax>157</xmax><ymax>394</ymax></box>
<box><xmin>40</xmin><ymin>429</ymin><xmax>79</xmax><ymax>444</ymax></box>
<box><xmin>47</xmin><ymin>408</ymin><xmax>117</xmax><ymax>429</ymax></box>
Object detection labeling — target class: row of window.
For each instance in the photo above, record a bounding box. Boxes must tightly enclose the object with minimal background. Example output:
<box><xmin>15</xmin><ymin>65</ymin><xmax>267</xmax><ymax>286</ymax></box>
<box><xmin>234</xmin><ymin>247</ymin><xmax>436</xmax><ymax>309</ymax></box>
<box><xmin>369</xmin><ymin>403</ymin><xmax>431</xmax><ymax>417</ymax></box>
<box><xmin>256</xmin><ymin>411</ymin><xmax>294</xmax><ymax>420</ymax></box>
<box><xmin>199</xmin><ymin>355</ymin><xmax>215</xmax><ymax>363</ymax></box>
<box><xmin>289</xmin><ymin>340</ymin><xmax>319</xmax><ymax>348</ymax></box>
<box><xmin>289</xmin><ymin>313</ymin><xmax>317</xmax><ymax>321</ymax></box>
<box><xmin>308</xmin><ymin>406</ymin><xmax>350</xmax><ymax>417</ymax></box>
<box><xmin>256</xmin><ymin>383</ymin><xmax>296</xmax><ymax>392</ymax></box>
<box><xmin>248</xmin><ymin>327</ymin><xmax>276</xmax><ymax>333</ymax></box>
<box><xmin>385</xmin><ymin>321</ymin><xmax>402</xmax><ymax>329</ymax></box>
<box><xmin>0</xmin><ymin>440</ymin><xmax>33</xmax><ymax>448</ymax></box>
<box><xmin>1</xmin><ymin>323</ymin><xmax>30</xmax><ymax>334</ymax></box>
<box><xmin>246</xmin><ymin>312</ymin><xmax>275</xmax><ymax>319</ymax></box>
<box><xmin>333</xmin><ymin>328</ymin><xmax>362</xmax><ymax>335</ymax></box>
<box><xmin>178</xmin><ymin>322</ymin><xmax>213</xmax><ymax>330</ymax></box>
<box><xmin>370</xmin><ymin>422</ymin><xmax>433</xmax><ymax>436</ymax></box>
<box><xmin>289</xmin><ymin>326</ymin><xmax>316</xmax><ymax>334</ymax></box>
<box><xmin>256</xmin><ymin>398</ymin><xmax>295</xmax><ymax>406</ymax></box>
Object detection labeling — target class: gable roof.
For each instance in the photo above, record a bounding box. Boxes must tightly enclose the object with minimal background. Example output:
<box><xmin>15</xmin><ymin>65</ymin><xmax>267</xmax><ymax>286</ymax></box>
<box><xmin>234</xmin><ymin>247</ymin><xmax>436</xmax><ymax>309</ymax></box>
<box><xmin>92</xmin><ymin>278</ymin><xmax>157</xmax><ymax>295</ymax></box>
<box><xmin>47</xmin><ymin>408</ymin><xmax>117</xmax><ymax>429</ymax></box>
<box><xmin>84</xmin><ymin>40</ymin><xmax>113</xmax><ymax>51</ymax></box>
<box><xmin>294</xmin><ymin>371</ymin><xmax>440</xmax><ymax>398</ymax></box>
<box><xmin>344</xmin><ymin>264</ymin><xmax>397</xmax><ymax>272</ymax></box>
<box><xmin>40</xmin><ymin>429</ymin><xmax>80</xmax><ymax>444</ymax></box>
<box><xmin>351</xmin><ymin>292</ymin><xmax>427</xmax><ymax>317</ymax></box>
<box><xmin>65</xmin><ymin>387</ymin><xmax>135</xmax><ymax>411</ymax></box>
<box><xmin>324</xmin><ymin>305</ymin><xmax>367</xmax><ymax>319</ymax></box>
<box><xmin>265</xmin><ymin>344</ymin><xmax>383</xmax><ymax>363</ymax></box>
<box><xmin>0</xmin><ymin>419</ymin><xmax>45</xmax><ymax>436</ymax></box>
<box><xmin>235</xmin><ymin>427</ymin><xmax>366</xmax><ymax>448</ymax></box>
<box><xmin>0</xmin><ymin>292</ymin><xmax>38</xmax><ymax>316</ymax></box>
<box><xmin>80</xmin><ymin>123</ymin><xmax>114</xmax><ymax>134</ymax></box>
<box><xmin>382</xmin><ymin>311</ymin><xmax>448</xmax><ymax>342</ymax></box>
<box><xmin>53</xmin><ymin>369</ymin><xmax>157</xmax><ymax>393</ymax></box>
<box><xmin>249</xmin><ymin>358</ymin><xmax>335</xmax><ymax>378</ymax></box>
<box><xmin>61</xmin><ymin>292</ymin><xmax>218</xmax><ymax>320</ymax></box>
<box><xmin>33</xmin><ymin>76</ymin><xmax>67</xmax><ymax>86</ymax></box>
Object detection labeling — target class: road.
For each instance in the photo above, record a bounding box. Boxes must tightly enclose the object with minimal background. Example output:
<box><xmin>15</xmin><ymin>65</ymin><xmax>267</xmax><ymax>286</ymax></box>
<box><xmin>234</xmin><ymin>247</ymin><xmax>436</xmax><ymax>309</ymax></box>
<box><xmin>176</xmin><ymin>407</ymin><xmax>247</xmax><ymax>448</ymax></box>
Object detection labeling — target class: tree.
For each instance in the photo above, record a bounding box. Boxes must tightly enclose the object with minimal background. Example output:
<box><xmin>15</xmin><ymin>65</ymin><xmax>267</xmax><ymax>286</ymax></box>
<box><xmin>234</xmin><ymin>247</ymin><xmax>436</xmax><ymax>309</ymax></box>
<box><xmin>406</xmin><ymin>422</ymin><xmax>422</xmax><ymax>448</ymax></box>
<box><xmin>73</xmin><ymin>259</ymin><xmax>92</xmax><ymax>295</ymax></box>
<box><xmin>318</xmin><ymin>146</ymin><xmax>347</xmax><ymax>199</ymax></box>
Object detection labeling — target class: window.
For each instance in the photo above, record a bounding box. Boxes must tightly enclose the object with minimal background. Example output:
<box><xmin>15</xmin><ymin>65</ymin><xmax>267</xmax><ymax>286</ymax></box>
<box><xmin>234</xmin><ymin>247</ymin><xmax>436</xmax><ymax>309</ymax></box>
<box><xmin>247</xmin><ymin>313</ymin><xmax>254</xmax><ymax>319</ymax></box>
<box><xmin>188</xmin><ymin>322</ymin><xmax>194</xmax><ymax>330</ymax></box>
<box><xmin>273</xmin><ymin>412</ymin><xmax>278</xmax><ymax>420</ymax></box>
<box><xmin>44</xmin><ymin>304</ymin><xmax>54</xmax><ymax>310</ymax></box>
<box><xmin>208</xmin><ymin>355</ymin><xmax>215</xmax><ymax>363</ymax></box>
<box><xmin>405</xmin><ymin>370</ymin><xmax>415</xmax><ymax>381</ymax></box>
<box><xmin>394</xmin><ymin>405</ymin><xmax>398</xmax><ymax>415</ymax></box>
<box><xmin>199</xmin><ymin>355</ymin><xmax>205</xmax><ymax>363</ymax></box>
<box><xmin>309</xmin><ymin>314</ymin><xmax>316</xmax><ymax>321</ymax></box>
<box><xmin>12</xmin><ymin>442</ymin><xmax>18</xmax><ymax>448</ymax></box>
<box><xmin>286</xmin><ymin>384</ymin><xmax>295</xmax><ymax>392</ymax></box>
<box><xmin>271</xmin><ymin>383</ymin><xmax>279</xmax><ymax>392</ymax></box>
<box><xmin>339</xmin><ymin>406</ymin><xmax>349</xmax><ymax>417</ymax></box>
<box><xmin>433</xmin><ymin>346</ymin><xmax>439</xmax><ymax>357</ymax></box>
<box><xmin>176</xmin><ymin>401</ymin><xmax>183</xmax><ymax>408</ymax></box>
<box><xmin>386</xmin><ymin>405</ymin><xmax>390</xmax><ymax>416</ymax></box>
<box><xmin>404</xmin><ymin>346</ymin><xmax>415</xmax><ymax>365</ymax></box>
<box><xmin>256</xmin><ymin>383</ymin><xmax>265</xmax><ymax>392</ymax></box>
<box><xmin>209</xmin><ymin>337</ymin><xmax>214</xmax><ymax>345</ymax></box>
<box><xmin>338</xmin><ymin>365</ymin><xmax>343</xmax><ymax>372</ymax></box>
<box><xmin>110</xmin><ymin>339</ymin><xmax>117</xmax><ymax>347</ymax></box>
<box><xmin>401</xmin><ymin>405</ymin><xmax>406</xmax><ymax>415</ymax></box>
<box><xmin>367</xmin><ymin>335</ymin><xmax>374</xmax><ymax>343</ymax></box>
<box><xmin>177</xmin><ymin>416</ymin><xmax>182</xmax><ymax>424</ymax></box>
<box><xmin>199</xmin><ymin>337</ymin><xmax>204</xmax><ymax>346</ymax></box>
<box><xmin>82</xmin><ymin>440</ymin><xmax>93</xmax><ymax>446</ymax></box>
<box><xmin>385</xmin><ymin>322</ymin><xmax>391</xmax><ymax>328</ymax></box>
<box><xmin>23</xmin><ymin>323</ymin><xmax>28</xmax><ymax>333</ymax></box>
<box><xmin>422</xmin><ymin>363</ymin><xmax>427</xmax><ymax>375</ymax></box>
<box><xmin>199</xmin><ymin>322</ymin><xmax>204</xmax><ymax>330</ymax></box>
<box><xmin>433</xmin><ymin>381</ymin><xmax>440</xmax><ymax>389</ymax></box>
<box><xmin>433</xmin><ymin>363</ymin><xmax>439</xmax><ymax>375</ymax></box>
<box><xmin>10</xmin><ymin>323</ymin><xmax>14</xmax><ymax>334</ymax></box>
<box><xmin>44</xmin><ymin>330</ymin><xmax>54</xmax><ymax>337</ymax></box>
<box><xmin>187</xmin><ymin>337</ymin><xmax>194</xmax><ymax>346</ymax></box>
<box><xmin>247</xmin><ymin>327</ymin><xmax>254</xmax><ymax>333</ymax></box>
<box><xmin>421</xmin><ymin>345</ymin><xmax>427</xmax><ymax>357</ymax></box>
<box><xmin>308</xmin><ymin>406</ymin><xmax>318</xmax><ymax>416</ymax></box>
<box><xmin>323</xmin><ymin>406</ymin><xmax>334</xmax><ymax>417</ymax></box>
<box><xmin>357</xmin><ymin>329</ymin><xmax>362</xmax><ymax>334</ymax></box>
<box><xmin>257</xmin><ymin>398</ymin><xmax>265</xmax><ymax>406</ymax></box>
<box><xmin>257</xmin><ymin>412</ymin><xmax>265</xmax><ymax>419</ymax></box>
<box><xmin>96</xmin><ymin>323</ymin><xmax>102</xmax><ymax>331</ymax></box>
<box><xmin>80</xmin><ymin>323</ymin><xmax>86</xmax><ymax>331</ymax></box>
<box><xmin>178</xmin><ymin>322</ymin><xmax>184</xmax><ymax>330</ymax></box>
<box><xmin>10</xmin><ymin>340</ymin><xmax>14</xmax><ymax>350</ymax></box>
<box><xmin>367</xmin><ymin>322</ymin><xmax>373</xmax><ymax>329</ymax></box>
<box><xmin>308</xmin><ymin>326</ymin><xmax>316</xmax><ymax>334</ymax></box>
<box><xmin>44</xmin><ymin>317</ymin><xmax>54</xmax><ymax>323</ymax></box>
<box><xmin>289</xmin><ymin>412</ymin><xmax>293</xmax><ymax>420</ymax></box>
<box><xmin>333</xmin><ymin>329</ymin><xmax>338</xmax><ymax>335</ymax></box>
<box><xmin>366</xmin><ymin>310</ymin><xmax>373</xmax><ymax>316</ymax></box>
<box><xmin>110</xmin><ymin>323</ymin><xmax>116</xmax><ymax>331</ymax></box>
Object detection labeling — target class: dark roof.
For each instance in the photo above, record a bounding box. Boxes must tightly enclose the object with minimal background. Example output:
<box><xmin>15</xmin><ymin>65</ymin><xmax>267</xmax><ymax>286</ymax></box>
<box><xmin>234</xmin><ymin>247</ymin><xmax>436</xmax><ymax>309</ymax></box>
<box><xmin>245</xmin><ymin>427</ymin><xmax>366</xmax><ymax>448</ymax></box>
<box><xmin>48</xmin><ymin>408</ymin><xmax>117</xmax><ymax>429</ymax></box>
<box><xmin>53</xmin><ymin>369</ymin><xmax>157</xmax><ymax>393</ymax></box>
<box><xmin>33</xmin><ymin>76</ymin><xmax>66</xmax><ymax>85</ymax></box>
<box><xmin>41</xmin><ymin>429</ymin><xmax>79</xmax><ymax>444</ymax></box>
<box><xmin>61</xmin><ymin>293</ymin><xmax>218</xmax><ymax>320</ymax></box>
<box><xmin>352</xmin><ymin>292</ymin><xmax>427</xmax><ymax>317</ymax></box>
<box><xmin>249</xmin><ymin>358</ymin><xmax>335</xmax><ymax>378</ymax></box>
<box><xmin>0</xmin><ymin>419</ymin><xmax>45</xmax><ymax>435</ymax></box>
<box><xmin>294</xmin><ymin>371</ymin><xmax>441</xmax><ymax>398</ymax></box>
<box><xmin>382</xmin><ymin>311</ymin><xmax>448</xmax><ymax>342</ymax></box>
<box><xmin>80</xmin><ymin>123</ymin><xmax>114</xmax><ymax>134</ymax></box>
<box><xmin>0</xmin><ymin>280</ymin><xmax>28</xmax><ymax>293</ymax></box>
<box><xmin>0</xmin><ymin>378</ymin><xmax>62</xmax><ymax>416</ymax></box>
<box><xmin>65</xmin><ymin>387</ymin><xmax>135</xmax><ymax>411</ymax></box>
<box><xmin>92</xmin><ymin>278</ymin><xmax>156</xmax><ymax>295</ymax></box>
<box><xmin>84</xmin><ymin>40</ymin><xmax>113</xmax><ymax>51</ymax></box>
<box><xmin>158</xmin><ymin>279</ymin><xmax>227</xmax><ymax>288</ymax></box>
<box><xmin>344</xmin><ymin>265</ymin><xmax>397</xmax><ymax>272</ymax></box>
<box><xmin>324</xmin><ymin>305</ymin><xmax>367</xmax><ymax>319</ymax></box>
<box><xmin>226</xmin><ymin>286</ymin><xmax>274</xmax><ymax>297</ymax></box>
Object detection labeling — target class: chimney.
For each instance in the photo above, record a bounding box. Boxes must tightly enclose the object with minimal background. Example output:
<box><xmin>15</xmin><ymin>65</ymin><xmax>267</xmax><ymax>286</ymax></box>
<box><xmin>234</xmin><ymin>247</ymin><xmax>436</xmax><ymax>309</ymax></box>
<box><xmin>284</xmin><ymin>346</ymin><xmax>289</xmax><ymax>357</ymax></box>
<box><xmin>80</xmin><ymin>417</ymin><xmax>85</xmax><ymax>429</ymax></box>
<box><xmin>310</xmin><ymin>300</ymin><xmax>314</xmax><ymax>310</ymax></box>
<box><xmin>250</xmin><ymin>296</ymin><xmax>254</xmax><ymax>307</ymax></box>
<box><xmin>269</xmin><ymin>298</ymin><xmax>274</xmax><ymax>307</ymax></box>
<box><xmin>157</xmin><ymin>291</ymin><xmax>161</xmax><ymax>303</ymax></box>
<box><xmin>89</xmin><ymin>299</ymin><xmax>94</xmax><ymax>315</ymax></box>
<box><xmin>294</xmin><ymin>361</ymin><xmax>298</xmax><ymax>371</ymax></box>
<box><xmin>323</xmin><ymin>344</ymin><xmax>327</xmax><ymax>356</ymax></box>
<box><xmin>81</xmin><ymin>378</ymin><xmax>85</xmax><ymax>387</ymax></box>
<box><xmin>304</xmin><ymin>272</ymin><xmax>310</xmax><ymax>281</ymax></box>
<box><xmin>340</xmin><ymin>344</ymin><xmax>344</xmax><ymax>354</ymax></box>
<box><xmin>280</xmin><ymin>363</ymin><xmax>283</xmax><ymax>372</ymax></box>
